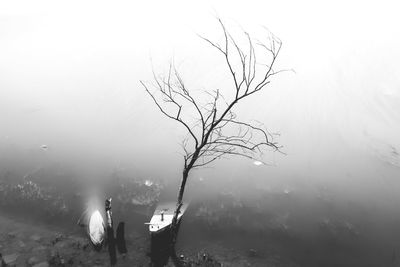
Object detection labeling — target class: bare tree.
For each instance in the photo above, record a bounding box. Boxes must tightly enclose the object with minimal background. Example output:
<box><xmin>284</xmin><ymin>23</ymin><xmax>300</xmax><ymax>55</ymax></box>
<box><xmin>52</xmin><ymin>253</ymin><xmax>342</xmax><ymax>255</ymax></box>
<box><xmin>141</xmin><ymin>19</ymin><xmax>284</xmax><ymax>247</ymax></box>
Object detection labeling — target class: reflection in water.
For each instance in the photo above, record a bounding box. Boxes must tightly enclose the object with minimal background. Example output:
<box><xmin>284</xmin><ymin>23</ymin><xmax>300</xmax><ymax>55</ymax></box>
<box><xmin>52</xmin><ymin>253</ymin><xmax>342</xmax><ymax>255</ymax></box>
<box><xmin>149</xmin><ymin>219</ymin><xmax>183</xmax><ymax>266</ymax></box>
<box><xmin>149</xmin><ymin>229</ymin><xmax>173</xmax><ymax>266</ymax></box>
<box><xmin>116</xmin><ymin>222</ymin><xmax>128</xmax><ymax>256</ymax></box>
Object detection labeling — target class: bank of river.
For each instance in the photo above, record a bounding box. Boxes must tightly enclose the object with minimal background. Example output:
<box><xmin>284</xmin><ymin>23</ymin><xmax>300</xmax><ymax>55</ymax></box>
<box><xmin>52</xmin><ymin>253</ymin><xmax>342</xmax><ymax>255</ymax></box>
<box><xmin>0</xmin><ymin>213</ymin><xmax>300</xmax><ymax>266</ymax></box>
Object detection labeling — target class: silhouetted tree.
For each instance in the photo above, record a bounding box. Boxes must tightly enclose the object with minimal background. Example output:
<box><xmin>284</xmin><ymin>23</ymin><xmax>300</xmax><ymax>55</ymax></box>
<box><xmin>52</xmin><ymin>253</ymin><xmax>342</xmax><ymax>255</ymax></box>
<box><xmin>141</xmin><ymin>18</ymin><xmax>285</xmax><ymax>256</ymax></box>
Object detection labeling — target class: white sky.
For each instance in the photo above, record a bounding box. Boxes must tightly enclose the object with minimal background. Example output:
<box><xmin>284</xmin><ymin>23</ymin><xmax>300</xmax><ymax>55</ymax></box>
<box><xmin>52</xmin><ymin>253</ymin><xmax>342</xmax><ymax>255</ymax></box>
<box><xmin>0</xmin><ymin>0</ymin><xmax>399</xmax><ymax>177</ymax></box>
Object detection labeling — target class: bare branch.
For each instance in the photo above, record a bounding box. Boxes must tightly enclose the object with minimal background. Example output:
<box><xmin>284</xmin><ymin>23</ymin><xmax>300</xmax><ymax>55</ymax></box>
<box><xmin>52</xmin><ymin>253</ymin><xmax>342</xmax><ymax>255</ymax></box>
<box><xmin>141</xmin><ymin>19</ymin><xmax>286</xmax><ymax>232</ymax></box>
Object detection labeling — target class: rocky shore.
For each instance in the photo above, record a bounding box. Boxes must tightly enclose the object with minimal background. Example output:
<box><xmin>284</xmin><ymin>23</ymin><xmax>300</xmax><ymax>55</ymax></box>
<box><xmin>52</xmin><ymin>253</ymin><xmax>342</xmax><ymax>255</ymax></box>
<box><xmin>0</xmin><ymin>215</ymin><xmax>149</xmax><ymax>266</ymax></box>
<box><xmin>1</xmin><ymin>214</ymin><xmax>300</xmax><ymax>267</ymax></box>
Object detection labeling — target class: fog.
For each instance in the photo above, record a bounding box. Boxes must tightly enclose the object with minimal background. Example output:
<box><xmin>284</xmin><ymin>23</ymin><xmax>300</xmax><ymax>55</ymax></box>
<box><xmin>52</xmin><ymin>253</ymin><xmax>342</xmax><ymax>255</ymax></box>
<box><xmin>1</xmin><ymin>0</ymin><xmax>399</xmax><ymax>192</ymax></box>
<box><xmin>1</xmin><ymin>0</ymin><xmax>400</xmax><ymax>266</ymax></box>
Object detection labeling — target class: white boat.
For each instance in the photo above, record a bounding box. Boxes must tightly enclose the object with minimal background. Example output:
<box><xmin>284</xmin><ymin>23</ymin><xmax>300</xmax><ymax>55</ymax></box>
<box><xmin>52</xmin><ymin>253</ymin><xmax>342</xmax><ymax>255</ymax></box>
<box><xmin>88</xmin><ymin>209</ymin><xmax>105</xmax><ymax>249</ymax></box>
<box><xmin>146</xmin><ymin>202</ymin><xmax>188</xmax><ymax>234</ymax></box>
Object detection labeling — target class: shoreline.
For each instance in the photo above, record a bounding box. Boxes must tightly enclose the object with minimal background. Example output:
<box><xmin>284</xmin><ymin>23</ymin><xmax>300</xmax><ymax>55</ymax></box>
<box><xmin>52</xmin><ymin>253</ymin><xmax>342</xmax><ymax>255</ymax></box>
<box><xmin>0</xmin><ymin>213</ymin><xmax>298</xmax><ymax>266</ymax></box>
<box><xmin>0</xmin><ymin>214</ymin><xmax>149</xmax><ymax>266</ymax></box>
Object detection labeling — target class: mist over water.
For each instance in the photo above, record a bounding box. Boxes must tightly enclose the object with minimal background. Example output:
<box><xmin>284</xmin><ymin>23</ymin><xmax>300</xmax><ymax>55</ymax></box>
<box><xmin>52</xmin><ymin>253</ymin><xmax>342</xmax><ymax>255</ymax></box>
<box><xmin>1</xmin><ymin>120</ymin><xmax>399</xmax><ymax>266</ymax></box>
<box><xmin>1</xmin><ymin>0</ymin><xmax>400</xmax><ymax>266</ymax></box>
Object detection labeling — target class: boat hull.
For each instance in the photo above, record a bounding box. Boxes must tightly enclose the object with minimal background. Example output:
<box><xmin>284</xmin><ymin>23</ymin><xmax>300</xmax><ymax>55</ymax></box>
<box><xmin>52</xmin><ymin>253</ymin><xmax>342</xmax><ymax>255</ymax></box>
<box><xmin>88</xmin><ymin>210</ymin><xmax>105</xmax><ymax>250</ymax></box>
<box><xmin>148</xmin><ymin>202</ymin><xmax>188</xmax><ymax>233</ymax></box>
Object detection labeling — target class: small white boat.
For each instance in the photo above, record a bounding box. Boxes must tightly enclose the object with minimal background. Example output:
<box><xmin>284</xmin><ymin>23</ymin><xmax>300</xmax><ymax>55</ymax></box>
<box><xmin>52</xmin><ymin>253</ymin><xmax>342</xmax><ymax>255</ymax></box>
<box><xmin>88</xmin><ymin>209</ymin><xmax>105</xmax><ymax>249</ymax></box>
<box><xmin>146</xmin><ymin>202</ymin><xmax>188</xmax><ymax>234</ymax></box>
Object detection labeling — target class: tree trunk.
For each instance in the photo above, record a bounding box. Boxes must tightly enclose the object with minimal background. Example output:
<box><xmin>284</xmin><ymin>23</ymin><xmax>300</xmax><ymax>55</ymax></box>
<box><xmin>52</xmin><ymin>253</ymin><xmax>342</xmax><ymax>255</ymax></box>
<box><xmin>171</xmin><ymin>168</ymin><xmax>189</xmax><ymax>244</ymax></box>
<box><xmin>177</xmin><ymin>168</ymin><xmax>189</xmax><ymax>204</ymax></box>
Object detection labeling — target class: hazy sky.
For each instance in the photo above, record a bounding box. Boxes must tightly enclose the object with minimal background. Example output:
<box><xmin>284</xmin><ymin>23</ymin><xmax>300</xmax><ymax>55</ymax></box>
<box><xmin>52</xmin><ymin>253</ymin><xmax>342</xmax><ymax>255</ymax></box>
<box><xmin>1</xmin><ymin>0</ymin><xmax>399</xmax><ymax>184</ymax></box>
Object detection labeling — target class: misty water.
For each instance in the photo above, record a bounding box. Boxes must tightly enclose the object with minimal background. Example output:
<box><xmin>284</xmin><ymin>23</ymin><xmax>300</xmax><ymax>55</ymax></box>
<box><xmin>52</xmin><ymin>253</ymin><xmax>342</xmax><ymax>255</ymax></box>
<box><xmin>1</xmin><ymin>136</ymin><xmax>400</xmax><ymax>266</ymax></box>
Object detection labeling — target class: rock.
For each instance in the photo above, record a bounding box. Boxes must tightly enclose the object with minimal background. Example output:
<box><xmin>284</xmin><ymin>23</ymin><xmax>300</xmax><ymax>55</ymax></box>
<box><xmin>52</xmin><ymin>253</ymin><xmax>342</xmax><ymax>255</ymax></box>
<box><xmin>32</xmin><ymin>261</ymin><xmax>49</xmax><ymax>267</ymax></box>
<box><xmin>48</xmin><ymin>251</ymin><xmax>62</xmax><ymax>266</ymax></box>
<box><xmin>18</xmin><ymin>240</ymin><xmax>26</xmax><ymax>248</ymax></box>
<box><xmin>7</xmin><ymin>231</ymin><xmax>17</xmax><ymax>238</ymax></box>
<box><xmin>3</xmin><ymin>253</ymin><xmax>18</xmax><ymax>265</ymax></box>
<box><xmin>67</xmin><ymin>258</ymin><xmax>74</xmax><ymax>265</ymax></box>
<box><xmin>31</xmin><ymin>245</ymin><xmax>47</xmax><ymax>253</ymax></box>
<box><xmin>28</xmin><ymin>256</ymin><xmax>40</xmax><ymax>265</ymax></box>
<box><xmin>248</xmin><ymin>249</ymin><xmax>258</xmax><ymax>257</ymax></box>
<box><xmin>54</xmin><ymin>240</ymin><xmax>68</xmax><ymax>249</ymax></box>
<box><xmin>30</xmin><ymin>234</ymin><xmax>42</xmax><ymax>242</ymax></box>
<box><xmin>52</xmin><ymin>233</ymin><xmax>66</xmax><ymax>244</ymax></box>
<box><xmin>49</xmin><ymin>249</ymin><xmax>57</xmax><ymax>258</ymax></box>
<box><xmin>71</xmin><ymin>236</ymin><xmax>89</xmax><ymax>249</ymax></box>
<box><xmin>178</xmin><ymin>252</ymin><xmax>224</xmax><ymax>266</ymax></box>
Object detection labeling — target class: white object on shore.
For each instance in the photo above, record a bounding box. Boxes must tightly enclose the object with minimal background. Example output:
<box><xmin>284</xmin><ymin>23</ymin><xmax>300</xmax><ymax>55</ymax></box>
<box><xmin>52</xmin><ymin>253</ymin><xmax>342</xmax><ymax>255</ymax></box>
<box><xmin>146</xmin><ymin>202</ymin><xmax>188</xmax><ymax>234</ymax></box>
<box><xmin>88</xmin><ymin>210</ymin><xmax>105</xmax><ymax>247</ymax></box>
